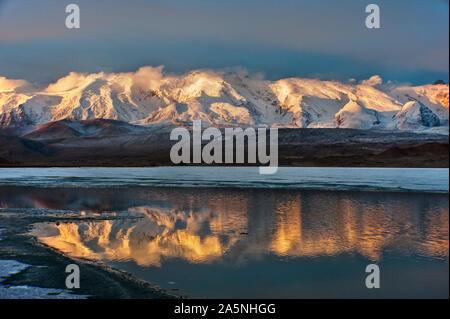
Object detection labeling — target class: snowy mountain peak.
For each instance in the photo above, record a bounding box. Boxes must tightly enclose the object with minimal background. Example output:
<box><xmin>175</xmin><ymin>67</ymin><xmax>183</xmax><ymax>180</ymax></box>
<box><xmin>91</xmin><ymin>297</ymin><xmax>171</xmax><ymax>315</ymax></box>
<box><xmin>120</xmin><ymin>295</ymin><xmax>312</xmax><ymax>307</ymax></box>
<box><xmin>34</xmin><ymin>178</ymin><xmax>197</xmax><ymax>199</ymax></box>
<box><xmin>0</xmin><ymin>67</ymin><xmax>448</xmax><ymax>133</ymax></box>
<box><xmin>394</xmin><ymin>100</ymin><xmax>441</xmax><ymax>130</ymax></box>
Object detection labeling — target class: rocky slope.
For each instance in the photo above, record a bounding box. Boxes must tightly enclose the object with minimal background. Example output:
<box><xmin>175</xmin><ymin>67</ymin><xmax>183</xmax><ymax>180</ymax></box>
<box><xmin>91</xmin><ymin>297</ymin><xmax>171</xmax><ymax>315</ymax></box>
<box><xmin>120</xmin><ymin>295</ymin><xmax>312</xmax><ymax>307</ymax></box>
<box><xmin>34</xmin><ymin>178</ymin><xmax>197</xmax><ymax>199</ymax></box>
<box><xmin>0</xmin><ymin>119</ymin><xmax>448</xmax><ymax>167</ymax></box>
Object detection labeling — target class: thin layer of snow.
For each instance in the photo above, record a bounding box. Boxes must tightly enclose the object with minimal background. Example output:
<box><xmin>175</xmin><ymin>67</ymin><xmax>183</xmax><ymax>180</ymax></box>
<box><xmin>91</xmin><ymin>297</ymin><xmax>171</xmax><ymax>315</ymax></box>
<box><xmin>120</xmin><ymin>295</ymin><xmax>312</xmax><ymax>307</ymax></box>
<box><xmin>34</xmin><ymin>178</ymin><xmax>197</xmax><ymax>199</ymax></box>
<box><xmin>0</xmin><ymin>259</ymin><xmax>89</xmax><ymax>299</ymax></box>
<box><xmin>0</xmin><ymin>260</ymin><xmax>30</xmax><ymax>280</ymax></box>
<box><xmin>0</xmin><ymin>285</ymin><xmax>88</xmax><ymax>299</ymax></box>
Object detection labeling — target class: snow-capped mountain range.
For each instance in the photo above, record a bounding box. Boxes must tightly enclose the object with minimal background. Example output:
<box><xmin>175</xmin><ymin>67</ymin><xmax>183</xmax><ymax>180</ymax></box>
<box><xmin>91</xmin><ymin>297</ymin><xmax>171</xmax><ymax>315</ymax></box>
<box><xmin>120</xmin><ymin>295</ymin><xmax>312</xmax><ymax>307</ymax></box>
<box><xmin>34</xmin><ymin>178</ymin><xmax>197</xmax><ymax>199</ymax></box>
<box><xmin>1</xmin><ymin>67</ymin><xmax>448</xmax><ymax>132</ymax></box>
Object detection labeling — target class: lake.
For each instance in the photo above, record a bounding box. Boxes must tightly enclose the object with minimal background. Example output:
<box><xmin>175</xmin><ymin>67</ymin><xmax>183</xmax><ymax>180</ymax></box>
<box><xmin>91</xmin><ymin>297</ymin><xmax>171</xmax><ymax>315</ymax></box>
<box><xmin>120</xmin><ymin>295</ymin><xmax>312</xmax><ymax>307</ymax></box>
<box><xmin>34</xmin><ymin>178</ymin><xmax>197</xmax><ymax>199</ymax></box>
<box><xmin>0</xmin><ymin>167</ymin><xmax>448</xmax><ymax>298</ymax></box>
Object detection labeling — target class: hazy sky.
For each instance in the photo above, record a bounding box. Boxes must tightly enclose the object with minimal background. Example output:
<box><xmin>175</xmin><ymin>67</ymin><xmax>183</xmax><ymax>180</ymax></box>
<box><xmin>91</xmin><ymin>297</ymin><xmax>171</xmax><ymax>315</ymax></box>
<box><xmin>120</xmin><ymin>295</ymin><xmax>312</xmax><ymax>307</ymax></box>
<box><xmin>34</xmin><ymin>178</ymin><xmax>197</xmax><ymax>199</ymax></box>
<box><xmin>0</xmin><ymin>0</ymin><xmax>448</xmax><ymax>85</ymax></box>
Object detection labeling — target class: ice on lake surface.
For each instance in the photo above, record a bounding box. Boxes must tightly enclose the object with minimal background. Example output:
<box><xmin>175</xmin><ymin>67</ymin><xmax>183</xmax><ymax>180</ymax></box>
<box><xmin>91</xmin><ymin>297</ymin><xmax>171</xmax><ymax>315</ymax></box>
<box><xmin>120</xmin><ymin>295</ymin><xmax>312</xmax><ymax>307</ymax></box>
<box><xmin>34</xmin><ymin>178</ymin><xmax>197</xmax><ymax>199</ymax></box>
<box><xmin>0</xmin><ymin>167</ymin><xmax>448</xmax><ymax>192</ymax></box>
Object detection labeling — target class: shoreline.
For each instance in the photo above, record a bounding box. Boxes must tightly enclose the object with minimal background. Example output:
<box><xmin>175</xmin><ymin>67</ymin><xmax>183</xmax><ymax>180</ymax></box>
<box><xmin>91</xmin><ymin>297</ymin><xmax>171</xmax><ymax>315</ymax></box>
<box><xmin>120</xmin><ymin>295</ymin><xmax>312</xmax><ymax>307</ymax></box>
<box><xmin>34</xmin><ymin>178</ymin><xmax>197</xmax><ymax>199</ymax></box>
<box><xmin>0</xmin><ymin>210</ymin><xmax>182</xmax><ymax>299</ymax></box>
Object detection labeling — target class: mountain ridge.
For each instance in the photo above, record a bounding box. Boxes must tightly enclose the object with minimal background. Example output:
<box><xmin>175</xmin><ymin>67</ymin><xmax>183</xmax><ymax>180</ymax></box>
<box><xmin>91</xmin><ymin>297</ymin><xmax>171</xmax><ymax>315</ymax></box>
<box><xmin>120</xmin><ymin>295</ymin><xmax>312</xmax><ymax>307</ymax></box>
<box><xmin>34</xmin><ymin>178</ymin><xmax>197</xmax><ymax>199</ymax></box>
<box><xmin>1</xmin><ymin>67</ymin><xmax>448</xmax><ymax>133</ymax></box>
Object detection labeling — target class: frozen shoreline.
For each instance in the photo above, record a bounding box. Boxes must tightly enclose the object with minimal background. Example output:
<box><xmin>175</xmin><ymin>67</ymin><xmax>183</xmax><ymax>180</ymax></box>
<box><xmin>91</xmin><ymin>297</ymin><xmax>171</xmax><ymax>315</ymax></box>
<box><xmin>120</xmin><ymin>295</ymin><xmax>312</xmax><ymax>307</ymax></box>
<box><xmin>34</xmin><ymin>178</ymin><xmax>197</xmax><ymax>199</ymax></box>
<box><xmin>0</xmin><ymin>209</ymin><xmax>181</xmax><ymax>299</ymax></box>
<box><xmin>0</xmin><ymin>167</ymin><xmax>448</xmax><ymax>193</ymax></box>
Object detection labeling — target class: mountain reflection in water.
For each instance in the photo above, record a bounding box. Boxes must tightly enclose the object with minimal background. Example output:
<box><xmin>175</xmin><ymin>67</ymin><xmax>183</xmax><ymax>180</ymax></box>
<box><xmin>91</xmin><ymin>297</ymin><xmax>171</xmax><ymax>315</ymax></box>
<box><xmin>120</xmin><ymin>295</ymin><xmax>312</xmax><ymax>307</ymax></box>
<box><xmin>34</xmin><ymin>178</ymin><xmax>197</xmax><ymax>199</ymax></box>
<box><xmin>14</xmin><ymin>187</ymin><xmax>447</xmax><ymax>263</ymax></box>
<box><xmin>1</xmin><ymin>186</ymin><xmax>448</xmax><ymax>298</ymax></box>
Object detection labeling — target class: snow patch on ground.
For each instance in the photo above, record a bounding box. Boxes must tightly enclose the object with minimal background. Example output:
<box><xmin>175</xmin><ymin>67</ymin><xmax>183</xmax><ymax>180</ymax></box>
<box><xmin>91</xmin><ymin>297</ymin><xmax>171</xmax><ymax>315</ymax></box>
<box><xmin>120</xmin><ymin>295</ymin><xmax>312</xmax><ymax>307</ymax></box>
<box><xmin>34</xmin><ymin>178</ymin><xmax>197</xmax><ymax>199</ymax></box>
<box><xmin>0</xmin><ymin>285</ymin><xmax>88</xmax><ymax>299</ymax></box>
<box><xmin>0</xmin><ymin>260</ymin><xmax>30</xmax><ymax>280</ymax></box>
<box><xmin>0</xmin><ymin>259</ymin><xmax>88</xmax><ymax>299</ymax></box>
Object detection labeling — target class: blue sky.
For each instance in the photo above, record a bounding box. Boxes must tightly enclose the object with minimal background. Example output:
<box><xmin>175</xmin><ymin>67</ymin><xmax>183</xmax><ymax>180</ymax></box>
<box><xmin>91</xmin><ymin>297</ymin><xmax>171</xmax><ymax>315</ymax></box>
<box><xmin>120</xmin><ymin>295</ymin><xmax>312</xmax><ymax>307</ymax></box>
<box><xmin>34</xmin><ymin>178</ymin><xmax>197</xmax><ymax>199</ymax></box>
<box><xmin>0</xmin><ymin>0</ymin><xmax>448</xmax><ymax>85</ymax></box>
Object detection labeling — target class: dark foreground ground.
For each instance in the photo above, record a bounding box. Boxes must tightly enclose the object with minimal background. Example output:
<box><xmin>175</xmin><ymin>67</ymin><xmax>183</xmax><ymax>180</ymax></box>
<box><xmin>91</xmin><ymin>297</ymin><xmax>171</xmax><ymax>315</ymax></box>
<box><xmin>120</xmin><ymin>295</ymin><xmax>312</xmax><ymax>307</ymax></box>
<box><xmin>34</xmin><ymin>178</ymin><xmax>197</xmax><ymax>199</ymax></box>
<box><xmin>0</xmin><ymin>209</ymin><xmax>180</xmax><ymax>299</ymax></box>
<box><xmin>0</xmin><ymin>121</ymin><xmax>448</xmax><ymax>167</ymax></box>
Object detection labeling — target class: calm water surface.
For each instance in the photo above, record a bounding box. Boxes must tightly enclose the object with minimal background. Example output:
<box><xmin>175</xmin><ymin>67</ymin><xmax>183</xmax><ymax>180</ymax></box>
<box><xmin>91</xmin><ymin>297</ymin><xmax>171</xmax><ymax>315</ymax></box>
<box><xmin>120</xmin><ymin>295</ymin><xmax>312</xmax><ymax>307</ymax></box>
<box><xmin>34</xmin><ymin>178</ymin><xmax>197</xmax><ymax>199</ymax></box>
<box><xmin>0</xmin><ymin>167</ymin><xmax>448</xmax><ymax>298</ymax></box>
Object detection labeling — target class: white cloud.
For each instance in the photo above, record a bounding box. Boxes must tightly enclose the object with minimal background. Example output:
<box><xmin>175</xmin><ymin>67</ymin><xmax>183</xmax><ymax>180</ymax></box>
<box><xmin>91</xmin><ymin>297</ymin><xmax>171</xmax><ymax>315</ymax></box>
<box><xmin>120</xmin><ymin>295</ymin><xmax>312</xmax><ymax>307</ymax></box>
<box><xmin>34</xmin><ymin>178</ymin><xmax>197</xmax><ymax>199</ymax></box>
<box><xmin>361</xmin><ymin>75</ymin><xmax>383</xmax><ymax>86</ymax></box>
<box><xmin>0</xmin><ymin>76</ymin><xmax>30</xmax><ymax>92</ymax></box>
